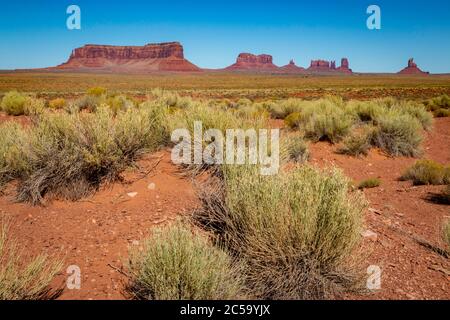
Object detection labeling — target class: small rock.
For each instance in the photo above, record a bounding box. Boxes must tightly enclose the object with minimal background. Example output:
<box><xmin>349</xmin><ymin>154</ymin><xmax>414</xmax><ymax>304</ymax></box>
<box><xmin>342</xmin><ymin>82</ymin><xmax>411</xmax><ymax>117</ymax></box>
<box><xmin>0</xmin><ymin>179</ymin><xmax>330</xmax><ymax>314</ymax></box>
<box><xmin>361</xmin><ymin>230</ymin><xmax>378</xmax><ymax>242</ymax></box>
<box><xmin>131</xmin><ymin>240</ymin><xmax>139</xmax><ymax>246</ymax></box>
<box><xmin>127</xmin><ymin>192</ymin><xmax>138</xmax><ymax>198</ymax></box>
<box><xmin>368</xmin><ymin>208</ymin><xmax>382</xmax><ymax>215</ymax></box>
<box><xmin>147</xmin><ymin>183</ymin><xmax>156</xmax><ymax>190</ymax></box>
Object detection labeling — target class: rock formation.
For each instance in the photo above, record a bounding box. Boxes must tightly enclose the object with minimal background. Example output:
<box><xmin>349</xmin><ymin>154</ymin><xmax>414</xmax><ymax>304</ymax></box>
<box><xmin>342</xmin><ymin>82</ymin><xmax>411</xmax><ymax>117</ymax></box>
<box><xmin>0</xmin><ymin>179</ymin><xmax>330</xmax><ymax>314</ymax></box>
<box><xmin>307</xmin><ymin>58</ymin><xmax>352</xmax><ymax>74</ymax></box>
<box><xmin>280</xmin><ymin>59</ymin><xmax>306</xmax><ymax>73</ymax></box>
<box><xmin>397</xmin><ymin>58</ymin><xmax>429</xmax><ymax>75</ymax></box>
<box><xmin>225</xmin><ymin>53</ymin><xmax>279</xmax><ymax>71</ymax></box>
<box><xmin>51</xmin><ymin>42</ymin><xmax>201</xmax><ymax>73</ymax></box>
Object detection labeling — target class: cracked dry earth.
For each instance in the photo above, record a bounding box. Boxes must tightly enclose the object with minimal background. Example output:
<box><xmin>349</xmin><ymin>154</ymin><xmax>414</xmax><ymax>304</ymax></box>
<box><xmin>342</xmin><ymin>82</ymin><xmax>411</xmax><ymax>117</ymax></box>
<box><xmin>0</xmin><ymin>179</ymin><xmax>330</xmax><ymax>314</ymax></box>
<box><xmin>1</xmin><ymin>116</ymin><xmax>449</xmax><ymax>300</ymax></box>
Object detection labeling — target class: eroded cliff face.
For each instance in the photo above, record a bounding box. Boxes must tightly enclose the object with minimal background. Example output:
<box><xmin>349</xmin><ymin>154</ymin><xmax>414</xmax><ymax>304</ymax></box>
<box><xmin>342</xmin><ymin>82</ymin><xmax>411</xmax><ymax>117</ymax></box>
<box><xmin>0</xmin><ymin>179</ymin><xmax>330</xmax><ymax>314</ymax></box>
<box><xmin>53</xmin><ymin>42</ymin><xmax>201</xmax><ymax>72</ymax></box>
<box><xmin>307</xmin><ymin>58</ymin><xmax>352</xmax><ymax>73</ymax></box>
<box><xmin>398</xmin><ymin>58</ymin><xmax>429</xmax><ymax>75</ymax></box>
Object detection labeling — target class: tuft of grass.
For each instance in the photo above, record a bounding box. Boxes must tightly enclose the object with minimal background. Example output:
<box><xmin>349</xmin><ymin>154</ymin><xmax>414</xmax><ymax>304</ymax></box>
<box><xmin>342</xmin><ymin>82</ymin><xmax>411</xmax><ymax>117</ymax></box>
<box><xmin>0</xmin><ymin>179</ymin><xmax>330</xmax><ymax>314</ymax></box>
<box><xmin>371</xmin><ymin>112</ymin><xmax>423</xmax><ymax>157</ymax></box>
<box><xmin>196</xmin><ymin>164</ymin><xmax>366</xmax><ymax>299</ymax></box>
<box><xmin>401</xmin><ymin>160</ymin><xmax>450</xmax><ymax>185</ymax></box>
<box><xmin>425</xmin><ymin>94</ymin><xmax>450</xmax><ymax>117</ymax></box>
<box><xmin>0</xmin><ymin>216</ymin><xmax>62</xmax><ymax>300</ymax></box>
<box><xmin>391</xmin><ymin>101</ymin><xmax>433</xmax><ymax>131</ymax></box>
<box><xmin>338</xmin><ymin>127</ymin><xmax>374</xmax><ymax>157</ymax></box>
<box><xmin>357</xmin><ymin>178</ymin><xmax>381</xmax><ymax>189</ymax></box>
<box><xmin>87</xmin><ymin>86</ymin><xmax>107</xmax><ymax>97</ymax></box>
<box><xmin>1</xmin><ymin>91</ymin><xmax>28</xmax><ymax>116</ymax></box>
<box><xmin>126</xmin><ymin>222</ymin><xmax>245</xmax><ymax>300</ymax></box>
<box><xmin>48</xmin><ymin>98</ymin><xmax>66</xmax><ymax>110</ymax></box>
<box><xmin>283</xmin><ymin>135</ymin><xmax>310</xmax><ymax>163</ymax></box>
<box><xmin>284</xmin><ymin>112</ymin><xmax>302</xmax><ymax>129</ymax></box>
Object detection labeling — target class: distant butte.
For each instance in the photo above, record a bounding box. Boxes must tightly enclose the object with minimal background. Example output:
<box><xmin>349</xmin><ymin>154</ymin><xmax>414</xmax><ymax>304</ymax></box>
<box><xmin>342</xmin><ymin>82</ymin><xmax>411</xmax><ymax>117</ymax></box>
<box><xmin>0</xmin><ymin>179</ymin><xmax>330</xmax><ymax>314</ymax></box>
<box><xmin>225</xmin><ymin>53</ymin><xmax>279</xmax><ymax>71</ymax></box>
<box><xmin>49</xmin><ymin>42</ymin><xmax>201</xmax><ymax>73</ymax></box>
<box><xmin>397</xmin><ymin>58</ymin><xmax>429</xmax><ymax>75</ymax></box>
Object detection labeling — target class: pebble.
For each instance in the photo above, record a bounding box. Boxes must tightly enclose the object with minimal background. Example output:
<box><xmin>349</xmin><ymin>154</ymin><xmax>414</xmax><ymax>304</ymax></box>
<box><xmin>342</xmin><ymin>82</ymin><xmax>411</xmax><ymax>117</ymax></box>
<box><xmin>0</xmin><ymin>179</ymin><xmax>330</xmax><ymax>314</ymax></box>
<box><xmin>147</xmin><ymin>183</ymin><xmax>156</xmax><ymax>190</ymax></box>
<box><xmin>361</xmin><ymin>229</ymin><xmax>378</xmax><ymax>242</ymax></box>
<box><xmin>127</xmin><ymin>192</ymin><xmax>138</xmax><ymax>198</ymax></box>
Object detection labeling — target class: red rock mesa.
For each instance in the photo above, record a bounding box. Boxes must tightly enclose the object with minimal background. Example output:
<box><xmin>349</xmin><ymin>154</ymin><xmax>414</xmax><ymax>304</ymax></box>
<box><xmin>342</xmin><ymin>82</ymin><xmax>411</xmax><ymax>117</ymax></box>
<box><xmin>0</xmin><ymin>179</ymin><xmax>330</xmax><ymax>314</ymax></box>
<box><xmin>225</xmin><ymin>53</ymin><xmax>279</xmax><ymax>71</ymax></box>
<box><xmin>307</xmin><ymin>58</ymin><xmax>352</xmax><ymax>74</ymax></box>
<box><xmin>51</xmin><ymin>42</ymin><xmax>201</xmax><ymax>73</ymax></box>
<box><xmin>397</xmin><ymin>58</ymin><xmax>429</xmax><ymax>75</ymax></box>
<box><xmin>280</xmin><ymin>59</ymin><xmax>306</xmax><ymax>73</ymax></box>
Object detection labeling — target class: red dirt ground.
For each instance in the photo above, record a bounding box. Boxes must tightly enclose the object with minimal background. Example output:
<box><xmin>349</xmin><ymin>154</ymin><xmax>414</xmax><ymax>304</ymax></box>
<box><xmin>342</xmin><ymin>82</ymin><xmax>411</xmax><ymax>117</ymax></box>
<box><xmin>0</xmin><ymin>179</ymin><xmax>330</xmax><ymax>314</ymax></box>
<box><xmin>1</xmin><ymin>115</ymin><xmax>449</xmax><ymax>300</ymax></box>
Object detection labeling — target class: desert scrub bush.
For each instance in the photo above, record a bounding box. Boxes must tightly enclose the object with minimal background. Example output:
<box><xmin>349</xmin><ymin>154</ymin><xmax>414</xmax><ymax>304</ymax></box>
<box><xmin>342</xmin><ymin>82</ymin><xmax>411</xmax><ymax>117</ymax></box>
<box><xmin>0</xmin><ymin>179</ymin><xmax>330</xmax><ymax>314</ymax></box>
<box><xmin>1</xmin><ymin>91</ymin><xmax>28</xmax><ymax>116</ymax></box>
<box><xmin>371</xmin><ymin>112</ymin><xmax>423</xmax><ymax>157</ymax></box>
<box><xmin>337</xmin><ymin>127</ymin><xmax>374</xmax><ymax>157</ymax></box>
<box><xmin>24</xmin><ymin>98</ymin><xmax>46</xmax><ymax>116</ymax></box>
<box><xmin>196</xmin><ymin>165</ymin><xmax>366</xmax><ymax>299</ymax></box>
<box><xmin>0</xmin><ymin>122</ymin><xmax>29</xmax><ymax>187</ymax></box>
<box><xmin>106</xmin><ymin>95</ymin><xmax>135</xmax><ymax>114</ymax></box>
<box><xmin>126</xmin><ymin>222</ymin><xmax>245</xmax><ymax>300</ymax></box>
<box><xmin>0</xmin><ymin>216</ymin><xmax>62</xmax><ymax>300</ymax></box>
<box><xmin>48</xmin><ymin>98</ymin><xmax>66</xmax><ymax>110</ymax></box>
<box><xmin>267</xmin><ymin>99</ymin><xmax>302</xmax><ymax>119</ymax></box>
<box><xmin>87</xmin><ymin>86</ymin><xmax>107</xmax><ymax>97</ymax></box>
<box><xmin>357</xmin><ymin>178</ymin><xmax>381</xmax><ymax>189</ymax></box>
<box><xmin>301</xmin><ymin>100</ymin><xmax>354</xmax><ymax>143</ymax></box>
<box><xmin>346</xmin><ymin>100</ymin><xmax>385</xmax><ymax>123</ymax></box>
<box><xmin>391</xmin><ymin>101</ymin><xmax>433</xmax><ymax>131</ymax></box>
<box><xmin>284</xmin><ymin>112</ymin><xmax>302</xmax><ymax>129</ymax></box>
<box><xmin>425</xmin><ymin>94</ymin><xmax>450</xmax><ymax>117</ymax></box>
<box><xmin>14</xmin><ymin>105</ymin><xmax>169</xmax><ymax>204</ymax></box>
<box><xmin>73</xmin><ymin>95</ymin><xmax>102</xmax><ymax>112</ymax></box>
<box><xmin>400</xmin><ymin>160</ymin><xmax>450</xmax><ymax>185</ymax></box>
<box><xmin>283</xmin><ymin>134</ymin><xmax>309</xmax><ymax>163</ymax></box>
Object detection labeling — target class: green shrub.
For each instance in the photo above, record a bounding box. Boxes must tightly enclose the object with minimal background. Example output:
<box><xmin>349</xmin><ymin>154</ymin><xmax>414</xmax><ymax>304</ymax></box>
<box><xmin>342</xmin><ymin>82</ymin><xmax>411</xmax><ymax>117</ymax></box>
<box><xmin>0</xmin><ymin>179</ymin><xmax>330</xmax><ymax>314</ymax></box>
<box><xmin>391</xmin><ymin>101</ymin><xmax>433</xmax><ymax>131</ymax></box>
<box><xmin>24</xmin><ymin>98</ymin><xmax>46</xmax><ymax>116</ymax></box>
<box><xmin>48</xmin><ymin>98</ymin><xmax>66</xmax><ymax>110</ymax></box>
<box><xmin>0</xmin><ymin>216</ymin><xmax>62</xmax><ymax>300</ymax></box>
<box><xmin>434</xmin><ymin>108</ymin><xmax>450</xmax><ymax>117</ymax></box>
<box><xmin>425</xmin><ymin>95</ymin><xmax>450</xmax><ymax>117</ymax></box>
<box><xmin>338</xmin><ymin>127</ymin><xmax>374</xmax><ymax>157</ymax></box>
<box><xmin>284</xmin><ymin>112</ymin><xmax>302</xmax><ymax>129</ymax></box>
<box><xmin>74</xmin><ymin>95</ymin><xmax>102</xmax><ymax>112</ymax></box>
<box><xmin>283</xmin><ymin>135</ymin><xmax>309</xmax><ymax>163</ymax></box>
<box><xmin>1</xmin><ymin>91</ymin><xmax>28</xmax><ymax>116</ymax></box>
<box><xmin>371</xmin><ymin>112</ymin><xmax>423</xmax><ymax>157</ymax></box>
<box><xmin>346</xmin><ymin>101</ymin><xmax>385</xmax><ymax>123</ymax></box>
<box><xmin>0</xmin><ymin>122</ymin><xmax>29</xmax><ymax>187</ymax></box>
<box><xmin>357</xmin><ymin>178</ymin><xmax>381</xmax><ymax>189</ymax></box>
<box><xmin>401</xmin><ymin>160</ymin><xmax>450</xmax><ymax>185</ymax></box>
<box><xmin>87</xmin><ymin>87</ymin><xmax>107</xmax><ymax>97</ymax></box>
<box><xmin>106</xmin><ymin>95</ymin><xmax>135</xmax><ymax>114</ymax></box>
<box><xmin>302</xmin><ymin>103</ymin><xmax>354</xmax><ymax>143</ymax></box>
<box><xmin>196</xmin><ymin>165</ymin><xmax>366</xmax><ymax>299</ymax></box>
<box><xmin>126</xmin><ymin>222</ymin><xmax>245</xmax><ymax>300</ymax></box>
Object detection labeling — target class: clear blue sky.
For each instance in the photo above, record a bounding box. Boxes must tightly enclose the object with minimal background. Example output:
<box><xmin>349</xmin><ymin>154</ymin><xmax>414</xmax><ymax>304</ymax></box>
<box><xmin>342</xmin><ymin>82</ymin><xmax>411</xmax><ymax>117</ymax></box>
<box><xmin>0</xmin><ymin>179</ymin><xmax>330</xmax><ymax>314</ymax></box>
<box><xmin>1</xmin><ymin>0</ymin><xmax>449</xmax><ymax>73</ymax></box>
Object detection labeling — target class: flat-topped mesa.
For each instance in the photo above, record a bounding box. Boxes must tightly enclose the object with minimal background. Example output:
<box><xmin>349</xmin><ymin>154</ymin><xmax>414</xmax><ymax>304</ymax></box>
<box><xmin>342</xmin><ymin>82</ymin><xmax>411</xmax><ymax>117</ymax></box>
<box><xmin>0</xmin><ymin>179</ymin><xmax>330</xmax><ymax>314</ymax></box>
<box><xmin>226</xmin><ymin>53</ymin><xmax>279</xmax><ymax>71</ymax></box>
<box><xmin>398</xmin><ymin>58</ymin><xmax>429</xmax><ymax>75</ymax></box>
<box><xmin>53</xmin><ymin>42</ymin><xmax>201</xmax><ymax>72</ymax></box>
<box><xmin>308</xmin><ymin>59</ymin><xmax>330</xmax><ymax>71</ymax></box>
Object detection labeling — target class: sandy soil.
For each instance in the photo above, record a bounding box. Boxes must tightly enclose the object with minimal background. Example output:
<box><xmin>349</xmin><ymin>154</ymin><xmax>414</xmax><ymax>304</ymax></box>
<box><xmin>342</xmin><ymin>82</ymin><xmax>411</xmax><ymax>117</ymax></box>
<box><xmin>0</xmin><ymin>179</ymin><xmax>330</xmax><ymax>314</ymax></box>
<box><xmin>1</xmin><ymin>116</ymin><xmax>449</xmax><ymax>300</ymax></box>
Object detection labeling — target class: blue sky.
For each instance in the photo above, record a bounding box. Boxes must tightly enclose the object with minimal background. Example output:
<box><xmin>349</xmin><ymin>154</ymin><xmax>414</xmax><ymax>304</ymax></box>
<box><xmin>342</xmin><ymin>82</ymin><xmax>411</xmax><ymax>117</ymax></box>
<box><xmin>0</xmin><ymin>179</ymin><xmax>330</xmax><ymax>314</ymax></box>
<box><xmin>1</xmin><ymin>0</ymin><xmax>449</xmax><ymax>72</ymax></box>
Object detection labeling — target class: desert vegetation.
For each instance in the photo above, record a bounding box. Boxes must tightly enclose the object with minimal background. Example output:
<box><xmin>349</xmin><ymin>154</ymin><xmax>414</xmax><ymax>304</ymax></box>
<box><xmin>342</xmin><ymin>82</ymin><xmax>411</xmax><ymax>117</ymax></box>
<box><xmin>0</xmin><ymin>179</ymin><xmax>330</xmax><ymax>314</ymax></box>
<box><xmin>0</xmin><ymin>83</ymin><xmax>448</xmax><ymax>300</ymax></box>
<box><xmin>0</xmin><ymin>216</ymin><xmax>62</xmax><ymax>300</ymax></box>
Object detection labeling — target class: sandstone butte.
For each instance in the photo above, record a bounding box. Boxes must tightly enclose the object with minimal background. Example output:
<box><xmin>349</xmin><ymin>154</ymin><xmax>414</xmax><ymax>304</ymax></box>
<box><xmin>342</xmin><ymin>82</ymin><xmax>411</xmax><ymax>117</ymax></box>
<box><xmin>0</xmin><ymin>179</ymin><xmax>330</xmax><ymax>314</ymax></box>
<box><xmin>397</xmin><ymin>58</ymin><xmax>429</xmax><ymax>75</ymax></box>
<box><xmin>50</xmin><ymin>42</ymin><xmax>201</xmax><ymax>73</ymax></box>
<box><xmin>225</xmin><ymin>53</ymin><xmax>353</xmax><ymax>74</ymax></box>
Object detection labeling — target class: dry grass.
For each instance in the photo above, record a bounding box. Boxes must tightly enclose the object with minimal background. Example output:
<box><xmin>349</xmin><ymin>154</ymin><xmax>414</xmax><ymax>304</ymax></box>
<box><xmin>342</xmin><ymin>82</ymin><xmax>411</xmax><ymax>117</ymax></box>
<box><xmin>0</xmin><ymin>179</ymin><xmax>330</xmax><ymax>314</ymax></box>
<box><xmin>401</xmin><ymin>160</ymin><xmax>450</xmax><ymax>185</ymax></box>
<box><xmin>126</xmin><ymin>221</ymin><xmax>246</xmax><ymax>300</ymax></box>
<box><xmin>0</xmin><ymin>216</ymin><xmax>62</xmax><ymax>300</ymax></box>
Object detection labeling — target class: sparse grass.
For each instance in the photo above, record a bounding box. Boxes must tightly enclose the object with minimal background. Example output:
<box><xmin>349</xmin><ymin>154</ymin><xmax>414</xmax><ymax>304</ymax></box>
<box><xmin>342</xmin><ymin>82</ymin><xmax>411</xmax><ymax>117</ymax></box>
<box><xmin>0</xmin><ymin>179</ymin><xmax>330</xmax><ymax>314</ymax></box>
<box><xmin>0</xmin><ymin>216</ymin><xmax>62</xmax><ymax>300</ymax></box>
<box><xmin>284</xmin><ymin>112</ymin><xmax>302</xmax><ymax>129</ymax></box>
<box><xmin>126</xmin><ymin>222</ymin><xmax>245</xmax><ymax>300</ymax></box>
<box><xmin>195</xmin><ymin>164</ymin><xmax>366</xmax><ymax>299</ymax></box>
<box><xmin>425</xmin><ymin>94</ymin><xmax>450</xmax><ymax>117</ymax></box>
<box><xmin>357</xmin><ymin>178</ymin><xmax>381</xmax><ymax>189</ymax></box>
<box><xmin>1</xmin><ymin>91</ymin><xmax>28</xmax><ymax>116</ymax></box>
<box><xmin>401</xmin><ymin>160</ymin><xmax>450</xmax><ymax>185</ymax></box>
